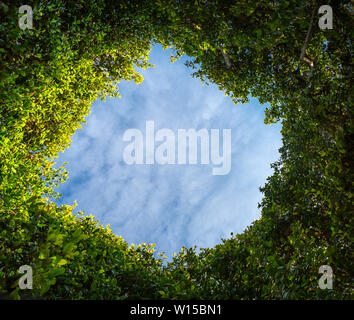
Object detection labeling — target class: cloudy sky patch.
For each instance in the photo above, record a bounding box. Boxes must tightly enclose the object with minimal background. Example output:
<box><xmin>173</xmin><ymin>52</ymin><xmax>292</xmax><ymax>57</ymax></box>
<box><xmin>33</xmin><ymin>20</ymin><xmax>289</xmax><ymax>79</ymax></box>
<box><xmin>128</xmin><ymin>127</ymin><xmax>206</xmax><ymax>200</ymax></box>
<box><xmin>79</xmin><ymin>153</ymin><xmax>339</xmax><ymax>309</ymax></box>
<box><xmin>55</xmin><ymin>44</ymin><xmax>282</xmax><ymax>257</ymax></box>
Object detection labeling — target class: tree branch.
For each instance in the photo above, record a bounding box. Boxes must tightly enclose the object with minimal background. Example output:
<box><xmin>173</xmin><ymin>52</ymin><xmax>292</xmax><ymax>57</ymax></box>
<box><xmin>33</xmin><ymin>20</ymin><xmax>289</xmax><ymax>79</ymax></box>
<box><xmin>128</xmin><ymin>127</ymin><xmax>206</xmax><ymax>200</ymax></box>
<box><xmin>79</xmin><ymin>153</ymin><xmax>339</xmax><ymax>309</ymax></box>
<box><xmin>299</xmin><ymin>5</ymin><xmax>317</xmax><ymax>67</ymax></box>
<box><xmin>220</xmin><ymin>49</ymin><xmax>232</xmax><ymax>69</ymax></box>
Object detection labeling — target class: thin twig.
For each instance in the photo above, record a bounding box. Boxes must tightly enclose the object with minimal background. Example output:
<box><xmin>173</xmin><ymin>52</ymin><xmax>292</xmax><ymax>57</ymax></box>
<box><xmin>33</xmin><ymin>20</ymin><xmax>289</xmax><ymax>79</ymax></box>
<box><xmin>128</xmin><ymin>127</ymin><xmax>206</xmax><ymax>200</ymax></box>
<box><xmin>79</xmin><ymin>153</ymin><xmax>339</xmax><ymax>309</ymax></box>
<box><xmin>299</xmin><ymin>5</ymin><xmax>317</xmax><ymax>67</ymax></box>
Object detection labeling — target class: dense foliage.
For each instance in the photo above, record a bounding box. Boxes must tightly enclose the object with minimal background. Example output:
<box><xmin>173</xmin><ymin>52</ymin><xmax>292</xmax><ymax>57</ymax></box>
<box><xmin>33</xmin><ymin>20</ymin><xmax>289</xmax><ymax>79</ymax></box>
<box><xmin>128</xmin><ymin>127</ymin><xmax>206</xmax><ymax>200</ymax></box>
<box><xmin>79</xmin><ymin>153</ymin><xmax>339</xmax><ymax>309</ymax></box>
<box><xmin>0</xmin><ymin>0</ymin><xmax>353</xmax><ymax>299</ymax></box>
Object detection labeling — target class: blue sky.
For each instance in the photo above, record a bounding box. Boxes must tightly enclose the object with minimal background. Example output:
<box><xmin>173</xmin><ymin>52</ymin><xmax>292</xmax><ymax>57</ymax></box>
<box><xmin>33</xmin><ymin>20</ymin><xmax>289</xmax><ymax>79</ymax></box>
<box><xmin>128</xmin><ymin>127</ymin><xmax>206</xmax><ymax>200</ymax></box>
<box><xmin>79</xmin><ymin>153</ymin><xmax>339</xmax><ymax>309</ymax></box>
<box><xmin>55</xmin><ymin>44</ymin><xmax>282</xmax><ymax>258</ymax></box>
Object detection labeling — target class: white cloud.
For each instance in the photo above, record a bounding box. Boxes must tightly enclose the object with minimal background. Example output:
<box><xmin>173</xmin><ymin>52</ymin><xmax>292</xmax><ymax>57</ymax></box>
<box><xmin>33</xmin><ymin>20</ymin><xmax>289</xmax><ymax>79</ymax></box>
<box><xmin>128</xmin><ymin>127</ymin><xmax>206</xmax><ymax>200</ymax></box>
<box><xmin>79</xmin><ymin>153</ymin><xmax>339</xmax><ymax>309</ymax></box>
<box><xmin>55</xmin><ymin>44</ymin><xmax>282</xmax><ymax>257</ymax></box>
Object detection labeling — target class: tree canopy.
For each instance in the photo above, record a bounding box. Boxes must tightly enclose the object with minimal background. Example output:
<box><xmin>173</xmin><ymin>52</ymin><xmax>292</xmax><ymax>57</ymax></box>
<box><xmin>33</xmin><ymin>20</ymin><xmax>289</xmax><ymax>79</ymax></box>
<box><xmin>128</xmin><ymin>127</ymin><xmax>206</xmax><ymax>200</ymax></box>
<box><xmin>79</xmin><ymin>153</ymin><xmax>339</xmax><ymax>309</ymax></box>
<box><xmin>0</xmin><ymin>0</ymin><xmax>353</xmax><ymax>299</ymax></box>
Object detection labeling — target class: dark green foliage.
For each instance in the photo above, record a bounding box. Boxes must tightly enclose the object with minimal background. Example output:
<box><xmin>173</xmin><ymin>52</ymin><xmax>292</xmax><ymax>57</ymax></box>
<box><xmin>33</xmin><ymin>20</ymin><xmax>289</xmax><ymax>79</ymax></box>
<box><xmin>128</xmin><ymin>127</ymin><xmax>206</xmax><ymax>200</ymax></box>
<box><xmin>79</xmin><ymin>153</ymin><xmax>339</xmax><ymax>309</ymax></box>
<box><xmin>0</xmin><ymin>0</ymin><xmax>353</xmax><ymax>299</ymax></box>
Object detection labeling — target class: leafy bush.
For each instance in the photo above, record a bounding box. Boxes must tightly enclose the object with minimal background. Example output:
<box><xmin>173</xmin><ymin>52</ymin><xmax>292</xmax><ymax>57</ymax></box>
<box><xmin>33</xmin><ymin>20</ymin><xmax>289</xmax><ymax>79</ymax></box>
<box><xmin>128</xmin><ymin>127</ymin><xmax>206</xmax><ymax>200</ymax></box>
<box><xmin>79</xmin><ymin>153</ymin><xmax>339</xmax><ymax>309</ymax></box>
<box><xmin>0</xmin><ymin>0</ymin><xmax>352</xmax><ymax>299</ymax></box>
